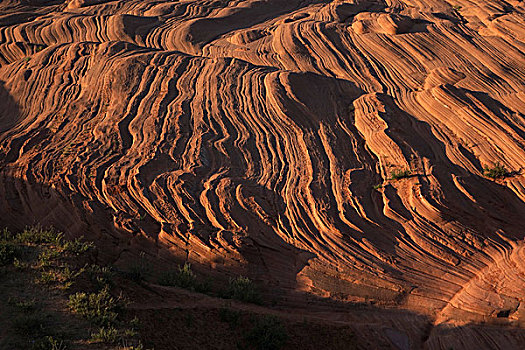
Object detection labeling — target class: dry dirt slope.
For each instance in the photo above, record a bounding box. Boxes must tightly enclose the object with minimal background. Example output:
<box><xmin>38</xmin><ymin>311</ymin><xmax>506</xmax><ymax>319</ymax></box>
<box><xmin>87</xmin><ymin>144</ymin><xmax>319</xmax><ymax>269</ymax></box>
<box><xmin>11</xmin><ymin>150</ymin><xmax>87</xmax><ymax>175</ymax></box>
<box><xmin>0</xmin><ymin>0</ymin><xmax>524</xmax><ymax>348</ymax></box>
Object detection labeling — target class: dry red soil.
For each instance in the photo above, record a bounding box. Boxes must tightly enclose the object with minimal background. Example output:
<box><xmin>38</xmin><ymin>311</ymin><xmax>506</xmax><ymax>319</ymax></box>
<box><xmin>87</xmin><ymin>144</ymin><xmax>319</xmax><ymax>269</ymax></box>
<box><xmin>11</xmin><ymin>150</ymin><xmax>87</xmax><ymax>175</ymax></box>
<box><xmin>0</xmin><ymin>0</ymin><xmax>524</xmax><ymax>348</ymax></box>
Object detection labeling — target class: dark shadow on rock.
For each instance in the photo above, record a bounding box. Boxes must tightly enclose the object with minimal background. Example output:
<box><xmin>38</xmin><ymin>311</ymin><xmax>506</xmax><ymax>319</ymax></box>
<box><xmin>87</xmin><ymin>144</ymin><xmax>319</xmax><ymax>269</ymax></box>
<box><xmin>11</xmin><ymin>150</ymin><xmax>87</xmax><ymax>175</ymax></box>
<box><xmin>378</xmin><ymin>93</ymin><xmax>525</xmax><ymax>242</ymax></box>
<box><xmin>466</xmin><ymin>89</ymin><xmax>525</xmax><ymax>141</ymax></box>
<box><xmin>0</xmin><ymin>81</ymin><xmax>21</xmax><ymax>134</ymax></box>
<box><xmin>425</xmin><ymin>321</ymin><xmax>525</xmax><ymax>349</ymax></box>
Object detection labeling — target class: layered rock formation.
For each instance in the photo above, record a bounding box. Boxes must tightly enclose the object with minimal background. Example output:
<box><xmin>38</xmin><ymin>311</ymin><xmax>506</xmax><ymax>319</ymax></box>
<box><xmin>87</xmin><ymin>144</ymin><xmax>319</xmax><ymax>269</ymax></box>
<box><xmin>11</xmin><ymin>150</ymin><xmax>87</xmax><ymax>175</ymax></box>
<box><xmin>0</xmin><ymin>0</ymin><xmax>524</xmax><ymax>348</ymax></box>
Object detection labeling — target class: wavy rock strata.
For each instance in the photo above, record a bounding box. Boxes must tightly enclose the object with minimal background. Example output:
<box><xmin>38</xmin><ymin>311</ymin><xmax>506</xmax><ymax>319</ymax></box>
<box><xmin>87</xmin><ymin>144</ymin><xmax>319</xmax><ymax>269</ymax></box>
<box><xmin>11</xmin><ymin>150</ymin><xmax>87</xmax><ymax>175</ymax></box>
<box><xmin>0</xmin><ymin>0</ymin><xmax>524</xmax><ymax>348</ymax></box>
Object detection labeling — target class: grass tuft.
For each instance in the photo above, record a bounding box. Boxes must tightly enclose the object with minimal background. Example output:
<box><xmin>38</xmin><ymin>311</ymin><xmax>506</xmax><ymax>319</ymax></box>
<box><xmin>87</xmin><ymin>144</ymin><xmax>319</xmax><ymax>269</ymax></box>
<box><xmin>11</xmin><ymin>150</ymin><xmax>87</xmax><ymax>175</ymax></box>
<box><xmin>158</xmin><ymin>263</ymin><xmax>196</xmax><ymax>288</ymax></box>
<box><xmin>483</xmin><ymin>163</ymin><xmax>508</xmax><ymax>179</ymax></box>
<box><xmin>17</xmin><ymin>226</ymin><xmax>62</xmax><ymax>245</ymax></box>
<box><xmin>32</xmin><ymin>336</ymin><xmax>67</xmax><ymax>350</ymax></box>
<box><xmin>390</xmin><ymin>169</ymin><xmax>412</xmax><ymax>180</ymax></box>
<box><xmin>224</xmin><ymin>276</ymin><xmax>262</xmax><ymax>304</ymax></box>
<box><xmin>68</xmin><ymin>286</ymin><xmax>122</xmax><ymax>326</ymax></box>
<box><xmin>90</xmin><ymin>326</ymin><xmax>119</xmax><ymax>344</ymax></box>
<box><xmin>0</xmin><ymin>241</ymin><xmax>19</xmax><ymax>266</ymax></box>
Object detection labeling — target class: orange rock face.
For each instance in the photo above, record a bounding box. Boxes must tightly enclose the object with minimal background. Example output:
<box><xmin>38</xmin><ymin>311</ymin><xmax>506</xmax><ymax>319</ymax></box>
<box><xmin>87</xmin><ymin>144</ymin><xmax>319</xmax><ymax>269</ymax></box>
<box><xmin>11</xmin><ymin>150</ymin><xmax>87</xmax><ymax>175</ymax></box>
<box><xmin>0</xmin><ymin>0</ymin><xmax>524</xmax><ymax>347</ymax></box>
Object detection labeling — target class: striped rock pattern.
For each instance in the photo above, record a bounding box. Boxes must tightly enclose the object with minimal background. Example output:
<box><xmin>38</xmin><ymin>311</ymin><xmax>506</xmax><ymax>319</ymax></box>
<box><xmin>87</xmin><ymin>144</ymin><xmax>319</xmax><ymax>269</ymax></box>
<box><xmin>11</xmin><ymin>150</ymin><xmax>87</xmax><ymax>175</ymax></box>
<box><xmin>0</xmin><ymin>0</ymin><xmax>524</xmax><ymax>347</ymax></box>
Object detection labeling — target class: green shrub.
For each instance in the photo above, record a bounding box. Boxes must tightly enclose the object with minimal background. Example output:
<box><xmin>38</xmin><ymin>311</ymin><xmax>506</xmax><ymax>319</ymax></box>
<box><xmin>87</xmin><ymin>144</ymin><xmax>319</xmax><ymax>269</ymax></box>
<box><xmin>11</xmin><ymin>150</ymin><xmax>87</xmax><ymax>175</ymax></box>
<box><xmin>62</xmin><ymin>238</ymin><xmax>93</xmax><ymax>255</ymax></box>
<box><xmin>0</xmin><ymin>241</ymin><xmax>18</xmax><ymax>266</ymax></box>
<box><xmin>0</xmin><ymin>228</ymin><xmax>15</xmax><ymax>241</ymax></box>
<box><xmin>123</xmin><ymin>328</ymin><xmax>137</xmax><ymax>338</ymax></box>
<box><xmin>483</xmin><ymin>163</ymin><xmax>508</xmax><ymax>179</ymax></box>
<box><xmin>90</xmin><ymin>327</ymin><xmax>119</xmax><ymax>344</ymax></box>
<box><xmin>68</xmin><ymin>286</ymin><xmax>122</xmax><ymax>326</ymax></box>
<box><xmin>86</xmin><ymin>265</ymin><xmax>114</xmax><ymax>289</ymax></box>
<box><xmin>39</xmin><ymin>265</ymin><xmax>83</xmax><ymax>289</ymax></box>
<box><xmin>245</xmin><ymin>316</ymin><xmax>288</xmax><ymax>350</ymax></box>
<box><xmin>17</xmin><ymin>226</ymin><xmax>62</xmax><ymax>245</ymax></box>
<box><xmin>158</xmin><ymin>263</ymin><xmax>196</xmax><ymax>289</ymax></box>
<box><xmin>38</xmin><ymin>248</ymin><xmax>62</xmax><ymax>267</ymax></box>
<box><xmin>224</xmin><ymin>276</ymin><xmax>262</xmax><ymax>304</ymax></box>
<box><xmin>158</xmin><ymin>263</ymin><xmax>213</xmax><ymax>294</ymax></box>
<box><xmin>11</xmin><ymin>298</ymin><xmax>38</xmax><ymax>313</ymax></box>
<box><xmin>390</xmin><ymin>169</ymin><xmax>412</xmax><ymax>180</ymax></box>
<box><xmin>32</xmin><ymin>336</ymin><xmax>66</xmax><ymax>350</ymax></box>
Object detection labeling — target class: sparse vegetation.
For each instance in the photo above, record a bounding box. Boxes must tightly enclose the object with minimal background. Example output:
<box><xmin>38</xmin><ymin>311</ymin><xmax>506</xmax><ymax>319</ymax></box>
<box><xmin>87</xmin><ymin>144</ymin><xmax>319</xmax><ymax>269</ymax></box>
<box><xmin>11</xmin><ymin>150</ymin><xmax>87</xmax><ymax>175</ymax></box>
<box><xmin>68</xmin><ymin>286</ymin><xmax>123</xmax><ymax>326</ymax></box>
<box><xmin>373</xmin><ymin>184</ymin><xmax>383</xmax><ymax>190</ymax></box>
<box><xmin>483</xmin><ymin>163</ymin><xmax>508</xmax><ymax>179</ymax></box>
<box><xmin>86</xmin><ymin>264</ymin><xmax>114</xmax><ymax>289</ymax></box>
<box><xmin>125</xmin><ymin>252</ymin><xmax>150</xmax><ymax>282</ymax></box>
<box><xmin>157</xmin><ymin>263</ymin><xmax>211</xmax><ymax>293</ymax></box>
<box><xmin>39</xmin><ymin>265</ymin><xmax>84</xmax><ymax>290</ymax></box>
<box><xmin>1</xmin><ymin>224</ymin><xmax>361</xmax><ymax>349</ymax></box>
<box><xmin>61</xmin><ymin>237</ymin><xmax>94</xmax><ymax>256</ymax></box>
<box><xmin>390</xmin><ymin>169</ymin><xmax>412</xmax><ymax>180</ymax></box>
<box><xmin>224</xmin><ymin>276</ymin><xmax>262</xmax><ymax>304</ymax></box>
<box><xmin>0</xmin><ymin>240</ymin><xmax>18</xmax><ymax>266</ymax></box>
<box><xmin>245</xmin><ymin>315</ymin><xmax>288</xmax><ymax>350</ymax></box>
<box><xmin>90</xmin><ymin>327</ymin><xmax>119</xmax><ymax>344</ymax></box>
<box><xmin>0</xmin><ymin>225</ymin><xmax>143</xmax><ymax>349</ymax></box>
<box><xmin>9</xmin><ymin>297</ymin><xmax>38</xmax><ymax>313</ymax></box>
<box><xmin>158</xmin><ymin>263</ymin><xmax>196</xmax><ymax>288</ymax></box>
<box><xmin>16</xmin><ymin>226</ymin><xmax>62</xmax><ymax>245</ymax></box>
<box><xmin>32</xmin><ymin>336</ymin><xmax>67</xmax><ymax>350</ymax></box>
<box><xmin>158</xmin><ymin>266</ymin><xmax>260</xmax><ymax>303</ymax></box>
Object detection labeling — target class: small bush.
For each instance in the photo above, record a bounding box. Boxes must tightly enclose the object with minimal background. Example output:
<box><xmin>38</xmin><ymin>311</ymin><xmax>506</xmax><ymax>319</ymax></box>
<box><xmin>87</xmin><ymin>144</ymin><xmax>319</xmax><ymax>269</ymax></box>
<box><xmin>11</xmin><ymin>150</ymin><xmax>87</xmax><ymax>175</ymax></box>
<box><xmin>17</xmin><ymin>226</ymin><xmax>62</xmax><ymax>245</ymax></box>
<box><xmin>90</xmin><ymin>327</ymin><xmax>119</xmax><ymax>344</ymax></box>
<box><xmin>68</xmin><ymin>286</ymin><xmax>122</xmax><ymax>326</ymax></box>
<box><xmin>32</xmin><ymin>336</ymin><xmax>66</xmax><ymax>350</ymax></box>
<box><xmin>483</xmin><ymin>163</ymin><xmax>508</xmax><ymax>179</ymax></box>
<box><xmin>0</xmin><ymin>241</ymin><xmax>18</xmax><ymax>266</ymax></box>
<box><xmin>245</xmin><ymin>316</ymin><xmax>288</xmax><ymax>350</ymax></box>
<box><xmin>158</xmin><ymin>263</ymin><xmax>196</xmax><ymax>289</ymax></box>
<box><xmin>158</xmin><ymin>263</ymin><xmax>213</xmax><ymax>294</ymax></box>
<box><xmin>86</xmin><ymin>265</ymin><xmax>114</xmax><ymax>289</ymax></box>
<box><xmin>224</xmin><ymin>276</ymin><xmax>262</xmax><ymax>304</ymax></box>
<box><xmin>38</xmin><ymin>248</ymin><xmax>62</xmax><ymax>267</ymax></box>
<box><xmin>123</xmin><ymin>328</ymin><xmax>137</xmax><ymax>338</ymax></box>
<box><xmin>62</xmin><ymin>238</ymin><xmax>93</xmax><ymax>256</ymax></box>
<box><xmin>390</xmin><ymin>169</ymin><xmax>412</xmax><ymax>180</ymax></box>
<box><xmin>39</xmin><ymin>265</ymin><xmax>83</xmax><ymax>289</ymax></box>
<box><xmin>373</xmin><ymin>184</ymin><xmax>383</xmax><ymax>190</ymax></box>
<box><xmin>0</xmin><ymin>228</ymin><xmax>15</xmax><ymax>241</ymax></box>
<box><xmin>11</xmin><ymin>298</ymin><xmax>38</xmax><ymax>313</ymax></box>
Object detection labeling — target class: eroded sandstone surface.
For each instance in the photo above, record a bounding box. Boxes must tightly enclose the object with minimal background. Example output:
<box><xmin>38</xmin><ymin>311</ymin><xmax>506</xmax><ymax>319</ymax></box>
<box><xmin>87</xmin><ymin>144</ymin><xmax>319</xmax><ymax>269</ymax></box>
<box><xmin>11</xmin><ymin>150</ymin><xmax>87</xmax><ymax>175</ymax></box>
<box><xmin>0</xmin><ymin>0</ymin><xmax>524</xmax><ymax>348</ymax></box>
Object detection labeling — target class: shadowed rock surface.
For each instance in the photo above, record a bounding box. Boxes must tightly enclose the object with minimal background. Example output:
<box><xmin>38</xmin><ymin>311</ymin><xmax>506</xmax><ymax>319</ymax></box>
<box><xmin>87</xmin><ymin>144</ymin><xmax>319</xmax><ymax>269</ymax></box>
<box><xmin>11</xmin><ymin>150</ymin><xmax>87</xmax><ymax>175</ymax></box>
<box><xmin>0</xmin><ymin>0</ymin><xmax>524</xmax><ymax>348</ymax></box>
